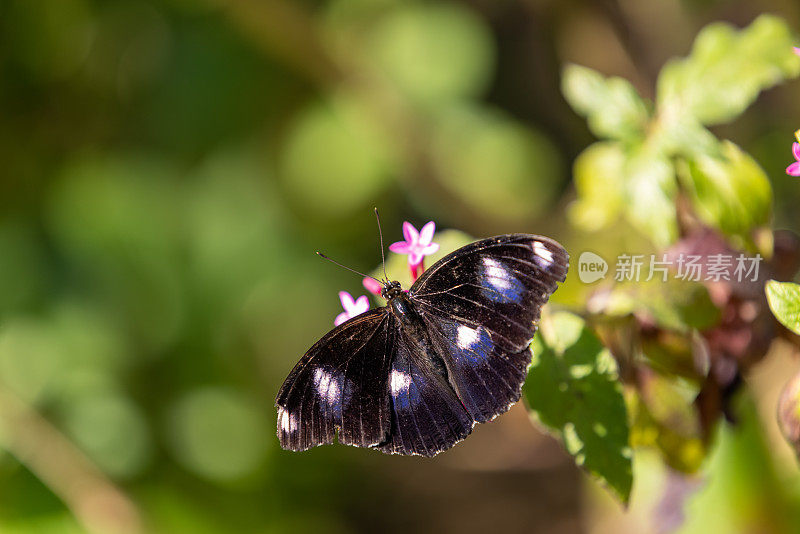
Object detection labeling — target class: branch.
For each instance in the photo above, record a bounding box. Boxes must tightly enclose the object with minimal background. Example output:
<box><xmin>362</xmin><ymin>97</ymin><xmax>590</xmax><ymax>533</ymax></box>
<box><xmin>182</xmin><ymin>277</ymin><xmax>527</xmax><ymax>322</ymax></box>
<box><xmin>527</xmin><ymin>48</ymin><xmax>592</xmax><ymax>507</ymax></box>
<box><xmin>0</xmin><ymin>388</ymin><xmax>143</xmax><ymax>534</ymax></box>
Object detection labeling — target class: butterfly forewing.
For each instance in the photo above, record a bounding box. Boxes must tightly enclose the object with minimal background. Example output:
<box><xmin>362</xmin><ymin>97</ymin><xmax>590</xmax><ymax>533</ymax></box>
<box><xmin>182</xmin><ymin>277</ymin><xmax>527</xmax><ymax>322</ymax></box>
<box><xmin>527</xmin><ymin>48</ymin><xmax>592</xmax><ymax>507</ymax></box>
<box><xmin>410</xmin><ymin>234</ymin><xmax>568</xmax><ymax>351</ymax></box>
<box><xmin>408</xmin><ymin>234</ymin><xmax>569</xmax><ymax>423</ymax></box>
<box><xmin>276</xmin><ymin>308</ymin><xmax>395</xmax><ymax>451</ymax></box>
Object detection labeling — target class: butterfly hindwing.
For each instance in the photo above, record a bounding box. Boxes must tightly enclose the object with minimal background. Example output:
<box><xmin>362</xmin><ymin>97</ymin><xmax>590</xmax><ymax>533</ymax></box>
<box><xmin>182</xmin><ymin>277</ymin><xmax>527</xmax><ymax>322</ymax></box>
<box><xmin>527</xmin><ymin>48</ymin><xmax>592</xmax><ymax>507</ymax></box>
<box><xmin>379</xmin><ymin>330</ymin><xmax>473</xmax><ymax>456</ymax></box>
<box><xmin>276</xmin><ymin>309</ymin><xmax>395</xmax><ymax>451</ymax></box>
<box><xmin>425</xmin><ymin>317</ymin><xmax>532</xmax><ymax>423</ymax></box>
<box><xmin>409</xmin><ymin>234</ymin><xmax>569</xmax><ymax>423</ymax></box>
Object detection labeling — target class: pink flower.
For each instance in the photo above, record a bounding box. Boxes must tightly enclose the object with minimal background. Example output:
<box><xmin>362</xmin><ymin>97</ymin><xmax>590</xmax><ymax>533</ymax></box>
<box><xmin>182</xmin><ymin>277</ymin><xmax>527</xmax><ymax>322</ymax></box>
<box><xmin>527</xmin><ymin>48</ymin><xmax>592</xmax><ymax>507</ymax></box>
<box><xmin>787</xmin><ymin>142</ymin><xmax>800</xmax><ymax>176</ymax></box>
<box><xmin>794</xmin><ymin>47</ymin><xmax>800</xmax><ymax>57</ymax></box>
<box><xmin>334</xmin><ymin>291</ymin><xmax>370</xmax><ymax>326</ymax></box>
<box><xmin>389</xmin><ymin>221</ymin><xmax>439</xmax><ymax>267</ymax></box>
<box><xmin>363</xmin><ymin>277</ymin><xmax>383</xmax><ymax>297</ymax></box>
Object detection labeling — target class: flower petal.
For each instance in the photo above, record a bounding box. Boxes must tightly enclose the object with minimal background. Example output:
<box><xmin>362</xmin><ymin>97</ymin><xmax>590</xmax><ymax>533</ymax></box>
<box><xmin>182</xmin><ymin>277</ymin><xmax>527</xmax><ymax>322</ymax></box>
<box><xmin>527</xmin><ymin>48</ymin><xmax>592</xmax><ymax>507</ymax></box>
<box><xmin>334</xmin><ymin>312</ymin><xmax>349</xmax><ymax>326</ymax></box>
<box><xmin>794</xmin><ymin>47</ymin><xmax>800</xmax><ymax>57</ymax></box>
<box><xmin>422</xmin><ymin>243</ymin><xmax>440</xmax><ymax>255</ymax></box>
<box><xmin>418</xmin><ymin>221</ymin><xmax>436</xmax><ymax>245</ymax></box>
<box><xmin>354</xmin><ymin>295</ymin><xmax>370</xmax><ymax>313</ymax></box>
<box><xmin>787</xmin><ymin>162</ymin><xmax>800</xmax><ymax>176</ymax></box>
<box><xmin>338</xmin><ymin>291</ymin><xmax>355</xmax><ymax>311</ymax></box>
<box><xmin>402</xmin><ymin>221</ymin><xmax>419</xmax><ymax>245</ymax></box>
<box><xmin>793</xmin><ymin>142</ymin><xmax>800</xmax><ymax>162</ymax></box>
<box><xmin>389</xmin><ymin>241</ymin><xmax>412</xmax><ymax>254</ymax></box>
<box><xmin>408</xmin><ymin>251</ymin><xmax>423</xmax><ymax>266</ymax></box>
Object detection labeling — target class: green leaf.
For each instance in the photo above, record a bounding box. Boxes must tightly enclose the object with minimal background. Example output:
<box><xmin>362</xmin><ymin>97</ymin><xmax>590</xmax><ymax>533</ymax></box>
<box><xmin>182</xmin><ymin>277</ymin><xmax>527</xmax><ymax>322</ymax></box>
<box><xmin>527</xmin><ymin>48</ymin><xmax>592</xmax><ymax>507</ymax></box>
<box><xmin>562</xmin><ymin>64</ymin><xmax>650</xmax><ymax>141</ymax></box>
<box><xmin>765</xmin><ymin>280</ymin><xmax>800</xmax><ymax>336</ymax></box>
<box><xmin>656</xmin><ymin>14</ymin><xmax>800</xmax><ymax>126</ymax></box>
<box><xmin>680</xmin><ymin>140</ymin><xmax>772</xmax><ymax>251</ymax></box>
<box><xmin>524</xmin><ymin>312</ymin><xmax>632</xmax><ymax>502</ymax></box>
<box><xmin>650</xmin><ymin>113</ymin><xmax>720</xmax><ymax>160</ymax></box>
<box><xmin>629</xmin><ymin>374</ymin><xmax>706</xmax><ymax>473</ymax></box>
<box><xmin>623</xmin><ymin>152</ymin><xmax>678</xmax><ymax>247</ymax></box>
<box><xmin>568</xmin><ymin>143</ymin><xmax>679</xmax><ymax>246</ymax></box>
<box><xmin>568</xmin><ymin>142</ymin><xmax>627</xmax><ymax>231</ymax></box>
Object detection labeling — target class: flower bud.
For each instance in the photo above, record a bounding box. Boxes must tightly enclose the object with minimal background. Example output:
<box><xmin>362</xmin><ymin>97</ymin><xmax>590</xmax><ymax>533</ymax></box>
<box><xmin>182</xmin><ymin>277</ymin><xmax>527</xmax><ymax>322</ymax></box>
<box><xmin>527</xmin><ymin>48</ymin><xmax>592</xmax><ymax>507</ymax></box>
<box><xmin>777</xmin><ymin>371</ymin><xmax>800</xmax><ymax>455</ymax></box>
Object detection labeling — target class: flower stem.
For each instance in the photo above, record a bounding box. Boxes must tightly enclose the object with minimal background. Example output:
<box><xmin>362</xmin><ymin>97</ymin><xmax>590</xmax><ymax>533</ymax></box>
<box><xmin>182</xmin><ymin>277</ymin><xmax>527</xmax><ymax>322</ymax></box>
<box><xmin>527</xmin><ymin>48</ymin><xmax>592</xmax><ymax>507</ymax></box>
<box><xmin>410</xmin><ymin>259</ymin><xmax>425</xmax><ymax>282</ymax></box>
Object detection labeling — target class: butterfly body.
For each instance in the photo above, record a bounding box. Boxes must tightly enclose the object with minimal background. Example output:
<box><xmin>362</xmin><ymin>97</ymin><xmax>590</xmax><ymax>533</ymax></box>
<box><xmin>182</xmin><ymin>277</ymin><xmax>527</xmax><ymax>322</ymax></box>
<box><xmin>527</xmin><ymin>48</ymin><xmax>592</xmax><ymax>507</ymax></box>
<box><xmin>386</xmin><ymin>290</ymin><xmax>452</xmax><ymax>398</ymax></box>
<box><xmin>276</xmin><ymin>234</ymin><xmax>569</xmax><ymax>456</ymax></box>
<box><xmin>387</xmin><ymin>291</ymin><xmax>422</xmax><ymax>335</ymax></box>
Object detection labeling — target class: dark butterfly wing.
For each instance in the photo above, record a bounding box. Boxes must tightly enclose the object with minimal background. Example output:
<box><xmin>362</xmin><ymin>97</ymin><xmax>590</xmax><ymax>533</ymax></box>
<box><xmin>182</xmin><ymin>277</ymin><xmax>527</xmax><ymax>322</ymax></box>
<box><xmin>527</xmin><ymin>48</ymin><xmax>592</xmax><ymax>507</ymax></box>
<box><xmin>424</xmin><ymin>318</ymin><xmax>533</xmax><ymax>423</ymax></box>
<box><xmin>277</xmin><ymin>233</ymin><xmax>568</xmax><ymax>456</ymax></box>
<box><xmin>378</xmin><ymin>330</ymin><xmax>474</xmax><ymax>457</ymax></box>
<box><xmin>275</xmin><ymin>308</ymin><xmax>395</xmax><ymax>451</ymax></box>
<box><xmin>409</xmin><ymin>234</ymin><xmax>568</xmax><ymax>423</ymax></box>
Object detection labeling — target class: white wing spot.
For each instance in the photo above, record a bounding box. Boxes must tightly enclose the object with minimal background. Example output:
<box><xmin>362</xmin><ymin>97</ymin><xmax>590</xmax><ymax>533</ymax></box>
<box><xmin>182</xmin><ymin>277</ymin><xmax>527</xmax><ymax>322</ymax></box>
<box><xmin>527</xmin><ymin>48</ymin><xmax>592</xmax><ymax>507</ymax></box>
<box><xmin>533</xmin><ymin>241</ymin><xmax>554</xmax><ymax>266</ymax></box>
<box><xmin>280</xmin><ymin>409</ymin><xmax>298</xmax><ymax>433</ymax></box>
<box><xmin>313</xmin><ymin>367</ymin><xmax>340</xmax><ymax>406</ymax></box>
<box><xmin>456</xmin><ymin>324</ymin><xmax>481</xmax><ymax>350</ymax></box>
<box><xmin>482</xmin><ymin>256</ymin><xmax>512</xmax><ymax>290</ymax></box>
<box><xmin>390</xmin><ymin>369</ymin><xmax>411</xmax><ymax>394</ymax></box>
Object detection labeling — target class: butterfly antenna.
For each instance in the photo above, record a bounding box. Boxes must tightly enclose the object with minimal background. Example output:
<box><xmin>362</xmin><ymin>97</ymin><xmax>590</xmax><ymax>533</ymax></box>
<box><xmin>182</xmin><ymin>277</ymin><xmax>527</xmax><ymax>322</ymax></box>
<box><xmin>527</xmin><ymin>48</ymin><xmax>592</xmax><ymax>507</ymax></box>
<box><xmin>374</xmin><ymin>208</ymin><xmax>388</xmax><ymax>282</ymax></box>
<box><xmin>316</xmin><ymin>252</ymin><xmax>383</xmax><ymax>286</ymax></box>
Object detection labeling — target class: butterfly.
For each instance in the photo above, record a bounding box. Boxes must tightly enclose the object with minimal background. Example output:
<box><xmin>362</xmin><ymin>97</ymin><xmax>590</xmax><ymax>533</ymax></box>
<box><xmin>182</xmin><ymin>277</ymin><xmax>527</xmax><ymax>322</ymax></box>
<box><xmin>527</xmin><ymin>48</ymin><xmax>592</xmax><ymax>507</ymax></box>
<box><xmin>276</xmin><ymin>233</ymin><xmax>569</xmax><ymax>456</ymax></box>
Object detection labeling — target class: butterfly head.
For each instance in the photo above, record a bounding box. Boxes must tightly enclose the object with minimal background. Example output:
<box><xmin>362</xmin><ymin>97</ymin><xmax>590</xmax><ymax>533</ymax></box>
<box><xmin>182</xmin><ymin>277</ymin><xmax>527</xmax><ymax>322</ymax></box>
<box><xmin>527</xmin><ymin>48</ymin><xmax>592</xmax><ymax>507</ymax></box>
<box><xmin>380</xmin><ymin>280</ymin><xmax>404</xmax><ymax>300</ymax></box>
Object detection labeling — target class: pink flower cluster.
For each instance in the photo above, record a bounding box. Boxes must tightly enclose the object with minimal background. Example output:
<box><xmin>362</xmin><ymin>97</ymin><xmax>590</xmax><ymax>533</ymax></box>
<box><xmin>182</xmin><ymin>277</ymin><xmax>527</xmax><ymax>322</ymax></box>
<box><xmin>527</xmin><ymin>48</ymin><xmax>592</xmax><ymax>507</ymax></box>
<box><xmin>789</xmin><ymin>48</ymin><xmax>800</xmax><ymax>176</ymax></box>
<box><xmin>332</xmin><ymin>220</ymin><xmax>440</xmax><ymax>326</ymax></box>
<box><xmin>787</xmin><ymin>141</ymin><xmax>800</xmax><ymax>177</ymax></box>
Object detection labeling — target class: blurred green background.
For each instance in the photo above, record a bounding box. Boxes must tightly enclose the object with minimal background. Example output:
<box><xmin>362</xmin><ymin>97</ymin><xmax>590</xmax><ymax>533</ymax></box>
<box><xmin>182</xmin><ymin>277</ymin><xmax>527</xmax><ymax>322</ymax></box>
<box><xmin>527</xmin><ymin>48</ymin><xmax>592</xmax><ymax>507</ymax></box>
<box><xmin>1</xmin><ymin>0</ymin><xmax>800</xmax><ymax>533</ymax></box>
